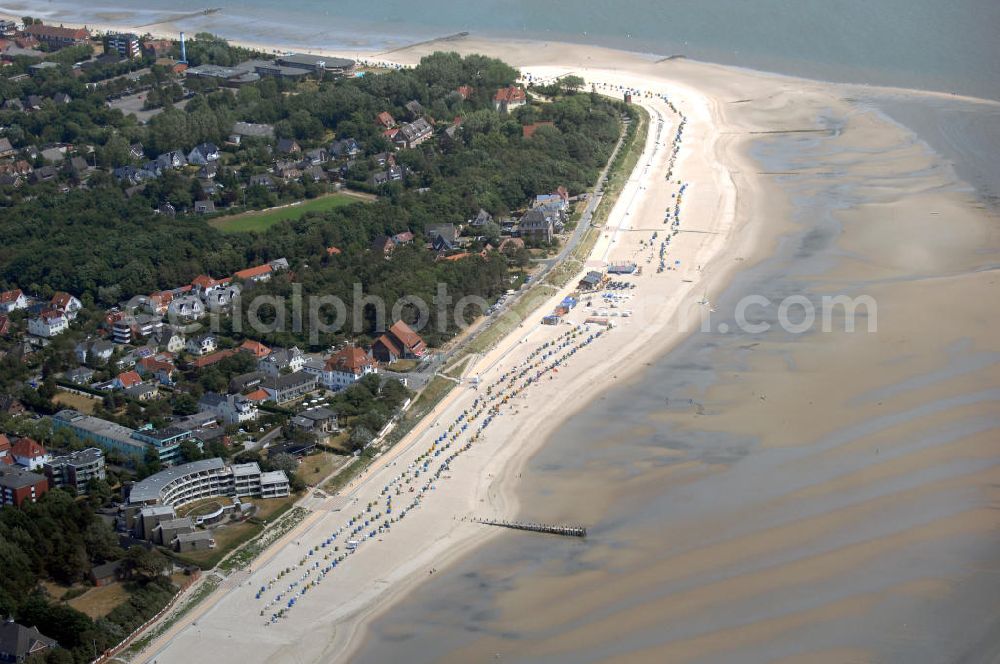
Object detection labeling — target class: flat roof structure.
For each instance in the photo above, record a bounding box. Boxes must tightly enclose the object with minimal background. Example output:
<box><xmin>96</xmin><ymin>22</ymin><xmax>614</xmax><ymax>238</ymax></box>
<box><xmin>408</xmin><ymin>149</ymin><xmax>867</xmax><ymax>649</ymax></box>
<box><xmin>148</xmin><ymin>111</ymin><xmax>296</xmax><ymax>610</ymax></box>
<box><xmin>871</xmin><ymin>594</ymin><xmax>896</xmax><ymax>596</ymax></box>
<box><xmin>129</xmin><ymin>458</ymin><xmax>226</xmax><ymax>504</ymax></box>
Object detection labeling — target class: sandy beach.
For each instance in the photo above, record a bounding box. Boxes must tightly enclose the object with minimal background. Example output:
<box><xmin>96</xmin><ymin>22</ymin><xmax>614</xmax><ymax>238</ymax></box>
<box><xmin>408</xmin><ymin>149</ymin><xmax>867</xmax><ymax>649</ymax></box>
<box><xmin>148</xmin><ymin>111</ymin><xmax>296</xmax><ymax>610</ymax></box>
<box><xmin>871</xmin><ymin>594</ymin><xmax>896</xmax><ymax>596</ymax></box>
<box><xmin>100</xmin><ymin>35</ymin><xmax>783</xmax><ymax>664</ymax></box>
<box><xmin>10</xmin><ymin>12</ymin><xmax>997</xmax><ymax>662</ymax></box>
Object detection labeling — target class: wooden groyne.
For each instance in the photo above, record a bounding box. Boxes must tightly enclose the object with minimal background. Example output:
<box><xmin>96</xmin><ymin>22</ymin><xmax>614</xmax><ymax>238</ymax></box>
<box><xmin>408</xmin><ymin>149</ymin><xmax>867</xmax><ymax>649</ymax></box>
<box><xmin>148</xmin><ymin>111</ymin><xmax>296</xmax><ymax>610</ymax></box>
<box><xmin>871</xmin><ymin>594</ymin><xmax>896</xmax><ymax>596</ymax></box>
<box><xmin>473</xmin><ymin>517</ymin><xmax>586</xmax><ymax>538</ymax></box>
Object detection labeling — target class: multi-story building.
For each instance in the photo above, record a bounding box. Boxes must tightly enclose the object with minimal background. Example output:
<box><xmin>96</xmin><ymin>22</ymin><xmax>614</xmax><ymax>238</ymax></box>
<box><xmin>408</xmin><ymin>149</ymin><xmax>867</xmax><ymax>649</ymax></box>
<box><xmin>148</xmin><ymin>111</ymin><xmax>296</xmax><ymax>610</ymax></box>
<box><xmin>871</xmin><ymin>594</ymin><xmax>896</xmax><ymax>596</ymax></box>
<box><xmin>127</xmin><ymin>458</ymin><xmax>289</xmax><ymax>509</ymax></box>
<box><xmin>43</xmin><ymin>447</ymin><xmax>106</xmax><ymax>494</ymax></box>
<box><xmin>106</xmin><ymin>32</ymin><xmax>140</xmax><ymax>58</ymax></box>
<box><xmin>51</xmin><ymin>410</ymin><xmax>186</xmax><ymax>465</ymax></box>
<box><xmin>303</xmin><ymin>344</ymin><xmax>376</xmax><ymax>390</ymax></box>
<box><xmin>0</xmin><ymin>466</ymin><xmax>48</xmax><ymax>507</ymax></box>
<box><xmin>260</xmin><ymin>371</ymin><xmax>317</xmax><ymax>404</ymax></box>
<box><xmin>199</xmin><ymin>392</ymin><xmax>259</xmax><ymax>424</ymax></box>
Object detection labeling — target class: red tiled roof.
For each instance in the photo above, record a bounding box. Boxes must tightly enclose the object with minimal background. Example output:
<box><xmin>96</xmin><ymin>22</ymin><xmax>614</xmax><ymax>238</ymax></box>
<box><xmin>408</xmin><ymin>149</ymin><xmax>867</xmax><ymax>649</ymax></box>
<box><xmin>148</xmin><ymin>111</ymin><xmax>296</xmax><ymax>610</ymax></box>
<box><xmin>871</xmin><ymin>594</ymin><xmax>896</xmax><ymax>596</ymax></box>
<box><xmin>50</xmin><ymin>291</ymin><xmax>76</xmax><ymax>309</ymax></box>
<box><xmin>244</xmin><ymin>388</ymin><xmax>269</xmax><ymax>402</ymax></box>
<box><xmin>12</xmin><ymin>437</ymin><xmax>46</xmax><ymax>460</ymax></box>
<box><xmin>191</xmin><ymin>274</ymin><xmax>229</xmax><ymax>289</ymax></box>
<box><xmin>388</xmin><ymin>320</ymin><xmax>426</xmax><ymax>355</ymax></box>
<box><xmin>233</xmin><ymin>264</ymin><xmax>272</xmax><ymax>280</ymax></box>
<box><xmin>0</xmin><ymin>289</ymin><xmax>23</xmax><ymax>305</ymax></box>
<box><xmin>0</xmin><ymin>434</ymin><xmax>10</xmax><ymax>453</ymax></box>
<box><xmin>494</xmin><ymin>86</ymin><xmax>526</xmax><ymax>103</ymax></box>
<box><xmin>189</xmin><ymin>349</ymin><xmax>236</xmax><ymax>369</ymax></box>
<box><xmin>325</xmin><ymin>345</ymin><xmax>371</xmax><ymax>374</ymax></box>
<box><xmin>374</xmin><ymin>334</ymin><xmax>400</xmax><ymax>358</ymax></box>
<box><xmin>376</xmin><ymin>111</ymin><xmax>395</xmax><ymax>127</ymax></box>
<box><xmin>239</xmin><ymin>340</ymin><xmax>271</xmax><ymax>358</ymax></box>
<box><xmin>38</xmin><ymin>308</ymin><xmax>64</xmax><ymax>322</ymax></box>
<box><xmin>326</xmin><ymin>246</ymin><xmax>342</xmax><ymax>256</ymax></box>
<box><xmin>23</xmin><ymin>24</ymin><xmax>90</xmax><ymax>40</ymax></box>
<box><xmin>456</xmin><ymin>85</ymin><xmax>474</xmax><ymax>100</ymax></box>
<box><xmin>138</xmin><ymin>356</ymin><xmax>175</xmax><ymax>373</ymax></box>
<box><xmin>0</xmin><ymin>315</ymin><xmax>9</xmax><ymax>335</ymax></box>
<box><xmin>117</xmin><ymin>370</ymin><xmax>142</xmax><ymax>388</ymax></box>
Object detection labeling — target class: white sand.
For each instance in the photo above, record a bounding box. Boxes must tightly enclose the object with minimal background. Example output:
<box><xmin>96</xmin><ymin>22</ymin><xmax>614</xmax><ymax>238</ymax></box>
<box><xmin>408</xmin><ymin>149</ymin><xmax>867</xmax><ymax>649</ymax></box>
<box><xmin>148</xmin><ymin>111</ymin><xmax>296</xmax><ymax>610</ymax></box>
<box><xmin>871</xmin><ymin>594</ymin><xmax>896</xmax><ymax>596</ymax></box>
<box><xmin>111</xmin><ymin>37</ymin><xmax>777</xmax><ymax>664</ymax></box>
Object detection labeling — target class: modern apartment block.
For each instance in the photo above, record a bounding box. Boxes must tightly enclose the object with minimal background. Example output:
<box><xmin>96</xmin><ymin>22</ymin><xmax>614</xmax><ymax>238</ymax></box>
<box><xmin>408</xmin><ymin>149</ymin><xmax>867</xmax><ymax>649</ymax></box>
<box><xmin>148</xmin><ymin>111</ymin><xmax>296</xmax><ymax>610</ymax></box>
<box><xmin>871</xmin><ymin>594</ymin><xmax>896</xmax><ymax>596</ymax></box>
<box><xmin>127</xmin><ymin>458</ymin><xmax>290</xmax><ymax>509</ymax></box>
<box><xmin>42</xmin><ymin>447</ymin><xmax>106</xmax><ymax>494</ymax></box>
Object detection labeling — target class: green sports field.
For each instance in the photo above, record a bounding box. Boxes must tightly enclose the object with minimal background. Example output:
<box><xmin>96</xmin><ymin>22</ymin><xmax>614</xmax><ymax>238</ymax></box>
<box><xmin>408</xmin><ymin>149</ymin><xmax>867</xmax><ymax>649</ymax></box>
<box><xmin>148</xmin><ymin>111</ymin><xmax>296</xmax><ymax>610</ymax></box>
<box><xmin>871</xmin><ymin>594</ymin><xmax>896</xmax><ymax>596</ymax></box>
<box><xmin>209</xmin><ymin>192</ymin><xmax>368</xmax><ymax>233</ymax></box>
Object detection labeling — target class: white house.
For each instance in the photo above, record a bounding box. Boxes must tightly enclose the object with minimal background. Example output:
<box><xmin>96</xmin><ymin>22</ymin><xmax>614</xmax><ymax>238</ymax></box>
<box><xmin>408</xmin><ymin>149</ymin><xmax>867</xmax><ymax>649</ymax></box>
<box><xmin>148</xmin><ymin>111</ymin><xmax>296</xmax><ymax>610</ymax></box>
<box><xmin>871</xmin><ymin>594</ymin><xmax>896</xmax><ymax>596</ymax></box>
<box><xmin>28</xmin><ymin>309</ymin><xmax>69</xmax><ymax>338</ymax></box>
<box><xmin>304</xmin><ymin>345</ymin><xmax>375</xmax><ymax>390</ymax></box>
<box><xmin>186</xmin><ymin>334</ymin><xmax>217</xmax><ymax>356</ymax></box>
<box><xmin>50</xmin><ymin>292</ymin><xmax>83</xmax><ymax>320</ymax></box>
<box><xmin>259</xmin><ymin>347</ymin><xmax>305</xmax><ymax>377</ymax></box>
<box><xmin>167</xmin><ymin>295</ymin><xmax>206</xmax><ymax>322</ymax></box>
<box><xmin>187</xmin><ymin>142</ymin><xmax>220</xmax><ymax>165</ymax></box>
<box><xmin>0</xmin><ymin>288</ymin><xmax>28</xmax><ymax>313</ymax></box>
<box><xmin>199</xmin><ymin>392</ymin><xmax>259</xmax><ymax>424</ymax></box>
<box><xmin>12</xmin><ymin>437</ymin><xmax>51</xmax><ymax>470</ymax></box>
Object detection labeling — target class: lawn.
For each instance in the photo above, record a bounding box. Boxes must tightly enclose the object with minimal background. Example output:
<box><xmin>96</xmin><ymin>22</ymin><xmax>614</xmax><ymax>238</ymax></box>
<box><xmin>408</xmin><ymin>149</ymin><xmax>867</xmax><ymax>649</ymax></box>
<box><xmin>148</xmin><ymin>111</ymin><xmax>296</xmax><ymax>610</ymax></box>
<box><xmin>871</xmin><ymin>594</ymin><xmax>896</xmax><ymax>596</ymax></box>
<box><xmin>53</xmin><ymin>389</ymin><xmax>101</xmax><ymax>414</ymax></box>
<box><xmin>386</xmin><ymin>359</ymin><xmax>419</xmax><ymax>372</ymax></box>
<box><xmin>67</xmin><ymin>582</ymin><xmax>130</xmax><ymax>619</ymax></box>
<box><xmin>297</xmin><ymin>451</ymin><xmax>346</xmax><ymax>487</ymax></box>
<box><xmin>174</xmin><ymin>494</ymin><xmax>297</xmax><ymax>569</ymax></box>
<box><xmin>209</xmin><ymin>192</ymin><xmax>368</xmax><ymax>234</ymax></box>
<box><xmin>176</xmin><ymin>497</ymin><xmax>231</xmax><ymax>519</ymax></box>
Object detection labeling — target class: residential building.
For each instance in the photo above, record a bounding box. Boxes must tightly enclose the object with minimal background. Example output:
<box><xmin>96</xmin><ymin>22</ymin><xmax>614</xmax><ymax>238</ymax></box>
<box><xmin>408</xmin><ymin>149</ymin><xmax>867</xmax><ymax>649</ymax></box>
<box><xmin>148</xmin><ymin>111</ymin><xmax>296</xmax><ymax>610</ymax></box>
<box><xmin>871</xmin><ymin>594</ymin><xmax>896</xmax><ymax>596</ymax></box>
<box><xmin>238</xmin><ymin>340</ymin><xmax>271</xmax><ymax>359</ymax></box>
<box><xmin>11</xmin><ymin>438</ymin><xmax>49</xmax><ymax>470</ymax></box>
<box><xmin>114</xmin><ymin>370</ymin><xmax>143</xmax><ymax>390</ymax></box>
<box><xmin>426</xmin><ymin>223</ymin><xmax>460</xmax><ymax>251</ymax></box>
<box><xmin>0</xmin><ymin>466</ymin><xmax>48</xmax><ymax>507</ymax></box>
<box><xmin>187</xmin><ymin>142</ymin><xmax>220</xmax><ymax>165</ymax></box>
<box><xmin>260</xmin><ymin>371</ymin><xmax>317</xmax><ymax>404</ymax></box>
<box><xmin>75</xmin><ymin>338</ymin><xmax>114</xmax><ymax>365</ymax></box>
<box><xmin>43</xmin><ymin>447</ymin><xmax>106</xmax><ymax>494</ymax></box>
<box><xmin>493</xmin><ymin>86</ymin><xmax>527</xmax><ymax>113</ymax></box>
<box><xmin>372</xmin><ymin>320</ymin><xmax>427</xmax><ymax>363</ymax></box>
<box><xmin>167</xmin><ymin>295</ymin><xmax>206</xmax><ymax>322</ymax></box>
<box><xmin>233</xmin><ymin>263</ymin><xmax>273</xmax><ymax>283</ymax></box>
<box><xmin>376</xmin><ymin>111</ymin><xmax>395</xmax><ymax>128</ymax></box>
<box><xmin>124</xmin><ymin>382</ymin><xmax>159</xmax><ymax>401</ymax></box>
<box><xmin>291</xmin><ymin>406</ymin><xmax>339</xmax><ymax>434</ymax></box>
<box><xmin>107</xmin><ymin>32</ymin><xmax>140</xmax><ymax>58</ymax></box>
<box><xmin>22</xmin><ymin>23</ymin><xmax>90</xmax><ymax>47</ymax></box>
<box><xmin>276</xmin><ymin>138</ymin><xmax>301</xmax><ymax>154</ymax></box>
<box><xmin>0</xmin><ymin>289</ymin><xmax>28</xmax><ymax>313</ymax></box>
<box><xmin>153</xmin><ymin>326</ymin><xmax>186</xmax><ymax>354</ymax></box>
<box><xmin>229</xmin><ymin>371</ymin><xmax>266</xmax><ymax>394</ymax></box>
<box><xmin>259</xmin><ymin>346</ymin><xmax>304</xmax><ymax>376</ymax></box>
<box><xmin>127</xmin><ymin>458</ymin><xmax>289</xmax><ymax>509</ymax></box>
<box><xmin>329</xmin><ymin>138</ymin><xmax>360</xmax><ymax>159</ymax></box>
<box><xmin>0</xmin><ymin>619</ymin><xmax>58</xmax><ymax>661</ymax></box>
<box><xmin>394</xmin><ymin>118</ymin><xmax>433</xmax><ymax>149</ymax></box>
<box><xmin>186</xmin><ymin>334</ymin><xmax>217</xmax><ymax>356</ymax></box>
<box><xmin>64</xmin><ymin>366</ymin><xmax>94</xmax><ymax>385</ymax></box>
<box><xmin>199</xmin><ymin>392</ymin><xmax>259</xmax><ymax>424</ymax></box>
<box><xmin>518</xmin><ymin>208</ymin><xmax>556</xmax><ymax>243</ymax></box>
<box><xmin>304</xmin><ymin>344</ymin><xmax>376</xmax><ymax>390</ymax></box>
<box><xmin>52</xmin><ymin>410</ymin><xmax>179</xmax><ymax>464</ymax></box>
<box><xmin>0</xmin><ymin>435</ymin><xmax>10</xmax><ymax>465</ymax></box>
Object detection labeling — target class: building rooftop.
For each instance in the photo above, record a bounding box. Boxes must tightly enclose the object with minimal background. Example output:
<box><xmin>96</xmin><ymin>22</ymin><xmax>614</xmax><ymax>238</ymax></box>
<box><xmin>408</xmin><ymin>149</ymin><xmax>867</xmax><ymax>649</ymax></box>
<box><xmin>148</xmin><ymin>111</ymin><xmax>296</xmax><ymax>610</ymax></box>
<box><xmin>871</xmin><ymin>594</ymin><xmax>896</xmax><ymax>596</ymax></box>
<box><xmin>260</xmin><ymin>470</ymin><xmax>289</xmax><ymax>485</ymax></box>
<box><xmin>231</xmin><ymin>462</ymin><xmax>261</xmax><ymax>477</ymax></box>
<box><xmin>128</xmin><ymin>458</ymin><xmax>226</xmax><ymax>504</ymax></box>
<box><xmin>0</xmin><ymin>466</ymin><xmax>46</xmax><ymax>490</ymax></box>
<box><xmin>45</xmin><ymin>447</ymin><xmax>103</xmax><ymax>467</ymax></box>
<box><xmin>175</xmin><ymin>530</ymin><xmax>214</xmax><ymax>543</ymax></box>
